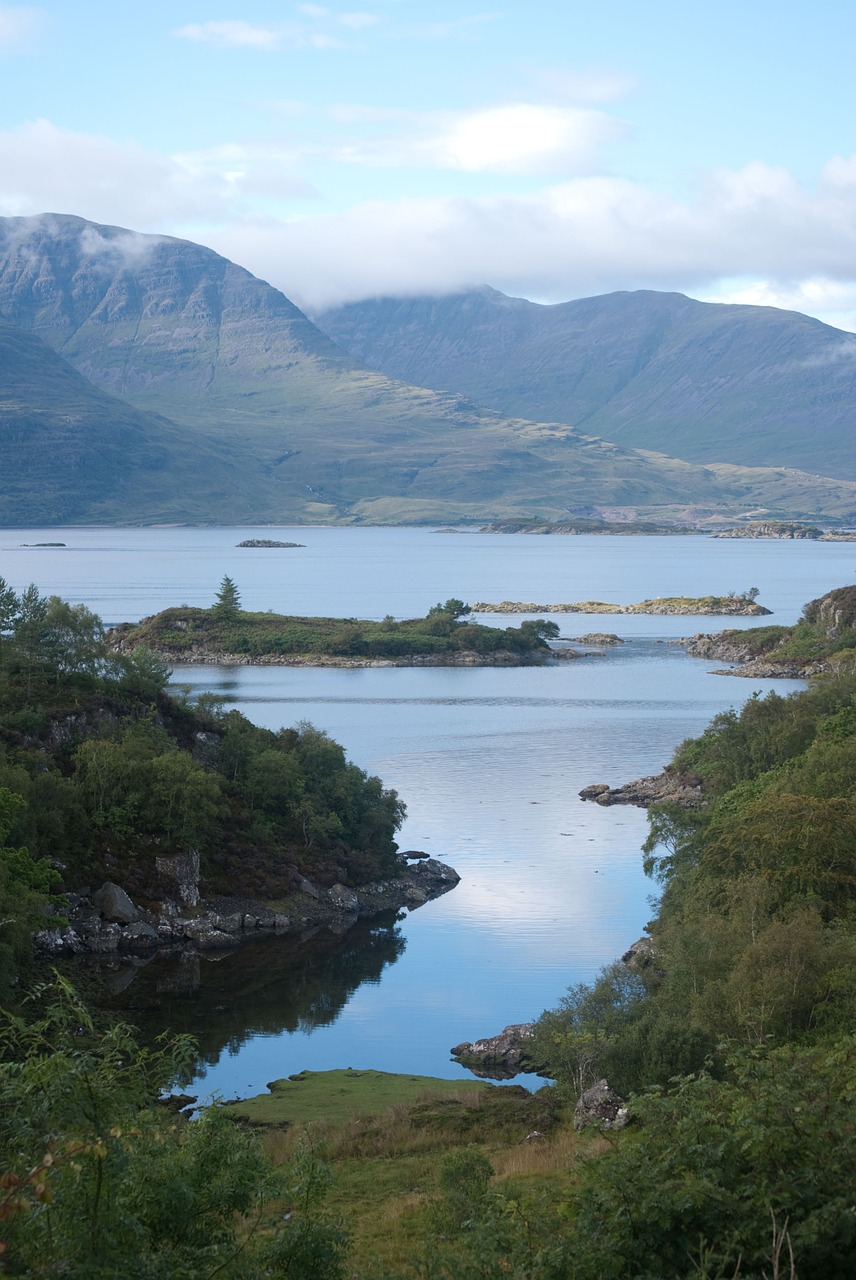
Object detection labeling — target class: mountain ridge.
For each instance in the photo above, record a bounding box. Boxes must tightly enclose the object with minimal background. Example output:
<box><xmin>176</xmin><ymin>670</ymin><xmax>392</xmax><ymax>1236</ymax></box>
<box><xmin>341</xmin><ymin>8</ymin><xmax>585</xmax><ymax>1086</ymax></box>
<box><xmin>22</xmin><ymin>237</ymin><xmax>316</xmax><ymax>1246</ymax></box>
<box><xmin>315</xmin><ymin>286</ymin><xmax>856</xmax><ymax>481</ymax></box>
<box><xmin>2</xmin><ymin>213</ymin><xmax>855</xmax><ymax>525</ymax></box>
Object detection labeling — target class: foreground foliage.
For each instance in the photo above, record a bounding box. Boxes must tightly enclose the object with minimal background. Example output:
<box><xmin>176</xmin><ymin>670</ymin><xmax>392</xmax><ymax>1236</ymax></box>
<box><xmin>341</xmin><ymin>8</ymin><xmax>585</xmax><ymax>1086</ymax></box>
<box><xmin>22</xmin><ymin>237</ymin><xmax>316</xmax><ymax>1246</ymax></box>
<box><xmin>0</xmin><ymin>980</ymin><xmax>347</xmax><ymax>1278</ymax></box>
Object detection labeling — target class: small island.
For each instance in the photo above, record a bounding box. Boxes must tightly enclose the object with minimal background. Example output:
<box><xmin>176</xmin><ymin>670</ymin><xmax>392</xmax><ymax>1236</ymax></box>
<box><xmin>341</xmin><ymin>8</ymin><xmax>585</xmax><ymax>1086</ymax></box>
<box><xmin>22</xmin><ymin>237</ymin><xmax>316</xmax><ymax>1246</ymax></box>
<box><xmin>108</xmin><ymin>587</ymin><xmax>569</xmax><ymax>666</ymax></box>
<box><xmin>472</xmin><ymin>593</ymin><xmax>771</xmax><ymax>616</ymax></box>
<box><xmin>236</xmin><ymin>538</ymin><xmax>305</xmax><ymax>548</ymax></box>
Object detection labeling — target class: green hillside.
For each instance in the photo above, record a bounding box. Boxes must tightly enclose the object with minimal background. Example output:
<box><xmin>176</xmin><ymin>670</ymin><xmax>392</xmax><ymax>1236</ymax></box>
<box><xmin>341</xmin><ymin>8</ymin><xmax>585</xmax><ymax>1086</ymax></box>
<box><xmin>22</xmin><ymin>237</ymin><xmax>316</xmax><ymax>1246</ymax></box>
<box><xmin>2</xmin><ymin>215</ymin><xmax>856</xmax><ymax>524</ymax></box>
<box><xmin>316</xmin><ymin>286</ymin><xmax>856</xmax><ymax>481</ymax></box>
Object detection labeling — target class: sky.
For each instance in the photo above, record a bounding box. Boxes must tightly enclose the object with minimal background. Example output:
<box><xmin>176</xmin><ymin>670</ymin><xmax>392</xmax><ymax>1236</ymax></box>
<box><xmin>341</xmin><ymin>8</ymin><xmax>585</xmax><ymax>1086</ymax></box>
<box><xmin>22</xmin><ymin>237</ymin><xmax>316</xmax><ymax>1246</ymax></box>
<box><xmin>1</xmin><ymin>0</ymin><xmax>855</xmax><ymax>328</ymax></box>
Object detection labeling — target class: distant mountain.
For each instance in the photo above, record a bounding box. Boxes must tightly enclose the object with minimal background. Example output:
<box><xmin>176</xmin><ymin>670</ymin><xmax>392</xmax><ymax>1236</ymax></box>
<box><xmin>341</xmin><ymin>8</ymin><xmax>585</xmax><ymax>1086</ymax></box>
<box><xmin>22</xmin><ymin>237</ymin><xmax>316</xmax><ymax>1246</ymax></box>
<box><xmin>315</xmin><ymin>287</ymin><xmax>856</xmax><ymax>482</ymax></box>
<box><xmin>0</xmin><ymin>319</ymin><xmax>257</xmax><ymax>524</ymax></box>
<box><xmin>2</xmin><ymin>214</ymin><xmax>855</xmax><ymax>526</ymax></box>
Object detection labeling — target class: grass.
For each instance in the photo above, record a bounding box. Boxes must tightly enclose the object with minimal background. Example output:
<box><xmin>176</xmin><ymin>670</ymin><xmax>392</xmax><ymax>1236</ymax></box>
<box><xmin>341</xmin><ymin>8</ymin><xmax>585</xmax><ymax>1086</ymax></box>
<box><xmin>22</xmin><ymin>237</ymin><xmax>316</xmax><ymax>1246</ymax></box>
<box><xmin>244</xmin><ymin>1074</ymin><xmax>596</xmax><ymax>1277</ymax></box>
<box><xmin>222</xmin><ymin>1069</ymin><xmax>491</xmax><ymax>1127</ymax></box>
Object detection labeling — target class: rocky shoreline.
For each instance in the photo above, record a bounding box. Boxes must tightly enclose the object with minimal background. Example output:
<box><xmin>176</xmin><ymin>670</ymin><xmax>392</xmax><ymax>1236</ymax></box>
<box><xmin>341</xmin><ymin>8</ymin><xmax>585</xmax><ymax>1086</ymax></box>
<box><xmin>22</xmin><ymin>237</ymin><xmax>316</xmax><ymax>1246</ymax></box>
<box><xmin>682</xmin><ymin>633</ymin><xmax>821</xmax><ymax>679</ymax></box>
<box><xmin>36</xmin><ymin>854</ymin><xmax>461</xmax><ymax>959</ymax></box>
<box><xmin>115</xmin><ymin>645</ymin><xmax>578</xmax><ymax>668</ymax></box>
<box><xmin>579</xmin><ymin>772</ymin><xmax>704</xmax><ymax>809</ymax></box>
<box><xmin>472</xmin><ymin>598</ymin><xmax>771</xmax><ymax>616</ymax></box>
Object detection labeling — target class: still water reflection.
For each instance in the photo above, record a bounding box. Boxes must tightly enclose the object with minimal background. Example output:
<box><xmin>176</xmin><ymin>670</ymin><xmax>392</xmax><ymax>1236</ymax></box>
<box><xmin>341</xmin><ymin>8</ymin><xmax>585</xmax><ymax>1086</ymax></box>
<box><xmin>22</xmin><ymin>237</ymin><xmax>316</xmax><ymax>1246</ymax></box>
<box><xmin>7</xmin><ymin>528</ymin><xmax>839</xmax><ymax>1097</ymax></box>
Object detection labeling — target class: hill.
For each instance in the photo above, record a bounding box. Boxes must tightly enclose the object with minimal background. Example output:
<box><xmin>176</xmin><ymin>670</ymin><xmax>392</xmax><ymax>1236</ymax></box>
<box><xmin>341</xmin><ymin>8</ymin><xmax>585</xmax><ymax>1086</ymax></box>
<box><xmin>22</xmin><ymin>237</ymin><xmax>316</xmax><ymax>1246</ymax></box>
<box><xmin>2</xmin><ymin>214</ymin><xmax>856</xmax><ymax>524</ymax></box>
<box><xmin>315</xmin><ymin>286</ymin><xmax>856</xmax><ymax>481</ymax></box>
<box><xmin>0</xmin><ymin>320</ymin><xmax>260</xmax><ymax>524</ymax></box>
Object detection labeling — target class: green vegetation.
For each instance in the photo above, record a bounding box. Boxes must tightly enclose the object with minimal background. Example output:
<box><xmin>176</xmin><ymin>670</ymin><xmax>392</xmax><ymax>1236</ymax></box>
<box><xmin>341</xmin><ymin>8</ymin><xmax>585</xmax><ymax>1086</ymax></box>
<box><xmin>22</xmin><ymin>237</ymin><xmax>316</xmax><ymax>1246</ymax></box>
<box><xmin>0</xmin><ymin>980</ymin><xmax>349</xmax><ymax>1279</ymax></box>
<box><xmin>224</xmin><ymin>1069</ymin><xmax>490</xmax><ymax>1126</ymax></box>
<box><xmin>700</xmin><ymin>583</ymin><xmax>856</xmax><ymax>671</ymax></box>
<box><xmin>114</xmin><ymin>596</ymin><xmax>561</xmax><ymax>661</ymax></box>
<box><xmin>0</xmin><ymin>578</ymin><xmax>406</xmax><ymax>997</ymax></box>
<box><xmin>5</xmin><ymin>582</ymin><xmax>856</xmax><ymax>1277</ymax></box>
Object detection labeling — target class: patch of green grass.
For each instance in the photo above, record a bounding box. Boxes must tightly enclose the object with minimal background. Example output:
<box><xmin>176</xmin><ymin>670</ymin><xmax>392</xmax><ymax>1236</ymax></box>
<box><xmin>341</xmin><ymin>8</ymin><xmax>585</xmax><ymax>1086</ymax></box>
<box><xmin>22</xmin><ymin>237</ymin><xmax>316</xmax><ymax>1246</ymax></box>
<box><xmin>223</xmin><ymin>1069</ymin><xmax>491</xmax><ymax>1126</ymax></box>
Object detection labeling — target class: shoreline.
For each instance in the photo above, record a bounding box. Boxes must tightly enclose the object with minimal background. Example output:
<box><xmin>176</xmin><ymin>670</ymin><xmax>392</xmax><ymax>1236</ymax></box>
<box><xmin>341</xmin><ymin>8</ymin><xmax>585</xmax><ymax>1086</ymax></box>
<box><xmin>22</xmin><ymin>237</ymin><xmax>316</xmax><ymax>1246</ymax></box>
<box><xmin>146</xmin><ymin>647</ymin><xmax>579</xmax><ymax>668</ymax></box>
<box><xmin>36</xmin><ymin>856</ymin><xmax>462</xmax><ymax>960</ymax></box>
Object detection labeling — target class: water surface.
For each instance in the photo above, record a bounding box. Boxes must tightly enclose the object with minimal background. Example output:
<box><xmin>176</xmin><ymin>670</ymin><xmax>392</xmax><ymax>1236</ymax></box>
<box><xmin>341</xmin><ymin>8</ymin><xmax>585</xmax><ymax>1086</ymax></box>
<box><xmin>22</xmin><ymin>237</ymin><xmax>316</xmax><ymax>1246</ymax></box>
<box><xmin>3</xmin><ymin>528</ymin><xmax>842</xmax><ymax>1097</ymax></box>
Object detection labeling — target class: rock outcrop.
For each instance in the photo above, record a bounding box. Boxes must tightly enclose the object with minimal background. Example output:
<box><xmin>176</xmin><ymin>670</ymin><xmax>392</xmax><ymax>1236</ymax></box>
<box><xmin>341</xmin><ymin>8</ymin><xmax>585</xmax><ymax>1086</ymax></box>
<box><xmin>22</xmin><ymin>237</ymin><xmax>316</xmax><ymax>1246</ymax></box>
<box><xmin>579</xmin><ymin>772</ymin><xmax>703</xmax><ymax>809</ymax></box>
<box><xmin>35</xmin><ymin>857</ymin><xmax>461</xmax><ymax>958</ymax></box>
<box><xmin>450</xmin><ymin>1023</ymin><xmax>540</xmax><ymax>1080</ymax></box>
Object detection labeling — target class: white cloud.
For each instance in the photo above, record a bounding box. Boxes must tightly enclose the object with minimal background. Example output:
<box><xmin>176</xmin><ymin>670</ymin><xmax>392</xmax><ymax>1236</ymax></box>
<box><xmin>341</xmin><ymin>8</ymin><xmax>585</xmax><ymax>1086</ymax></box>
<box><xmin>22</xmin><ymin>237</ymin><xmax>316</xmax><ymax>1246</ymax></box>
<box><xmin>329</xmin><ymin>103</ymin><xmax>625</xmax><ymax>176</ymax></box>
<box><xmin>0</xmin><ymin>3</ymin><xmax>45</xmax><ymax>51</ymax></box>
<box><xmin>298</xmin><ymin>3</ymin><xmax>329</xmax><ymax>14</ymax></box>
<box><xmin>0</xmin><ymin>120</ymin><xmax>314</xmax><ymax>228</ymax></box>
<box><xmin>174</xmin><ymin>20</ymin><xmax>283</xmax><ymax>49</ymax></box>
<box><xmin>704</xmin><ymin>279</ymin><xmax>856</xmax><ymax>334</ymax></box>
<box><xmin>206</xmin><ymin>158</ymin><xmax>856</xmax><ymax>314</ymax></box>
<box><xmin>3</xmin><ymin>114</ymin><xmax>856</xmax><ymax>334</ymax></box>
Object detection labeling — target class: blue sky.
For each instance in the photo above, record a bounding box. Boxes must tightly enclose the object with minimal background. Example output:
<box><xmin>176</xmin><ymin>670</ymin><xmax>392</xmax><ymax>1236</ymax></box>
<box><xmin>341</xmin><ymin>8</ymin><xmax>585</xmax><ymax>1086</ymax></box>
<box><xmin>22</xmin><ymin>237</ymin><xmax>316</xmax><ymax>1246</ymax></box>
<box><xmin>2</xmin><ymin>0</ymin><xmax>855</xmax><ymax>327</ymax></box>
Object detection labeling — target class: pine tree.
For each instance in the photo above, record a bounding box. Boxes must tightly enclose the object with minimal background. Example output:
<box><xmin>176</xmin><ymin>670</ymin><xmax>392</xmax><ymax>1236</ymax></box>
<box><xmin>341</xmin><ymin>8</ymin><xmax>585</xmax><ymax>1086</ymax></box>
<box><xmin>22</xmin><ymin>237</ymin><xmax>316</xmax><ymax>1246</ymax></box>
<box><xmin>213</xmin><ymin>575</ymin><xmax>241</xmax><ymax>619</ymax></box>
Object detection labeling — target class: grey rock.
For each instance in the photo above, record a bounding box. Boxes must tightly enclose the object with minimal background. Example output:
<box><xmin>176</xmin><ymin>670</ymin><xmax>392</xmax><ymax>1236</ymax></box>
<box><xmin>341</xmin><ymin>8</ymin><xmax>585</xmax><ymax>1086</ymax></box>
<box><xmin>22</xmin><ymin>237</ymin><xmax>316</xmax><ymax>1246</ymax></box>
<box><xmin>211</xmin><ymin>913</ymin><xmax>243</xmax><ymax>934</ymax></box>
<box><xmin>574</xmin><ymin>1080</ymin><xmax>629</xmax><ymax>1131</ymax></box>
<box><xmin>297</xmin><ymin>876</ymin><xmax>321</xmax><ymax>899</ymax></box>
<box><xmin>119</xmin><ymin>921</ymin><xmax>159</xmax><ymax>949</ymax></box>
<box><xmin>329</xmin><ymin>883</ymin><xmax>359</xmax><ymax>913</ymax></box>
<box><xmin>92</xmin><ymin>882</ymin><xmax>140</xmax><ymax>924</ymax></box>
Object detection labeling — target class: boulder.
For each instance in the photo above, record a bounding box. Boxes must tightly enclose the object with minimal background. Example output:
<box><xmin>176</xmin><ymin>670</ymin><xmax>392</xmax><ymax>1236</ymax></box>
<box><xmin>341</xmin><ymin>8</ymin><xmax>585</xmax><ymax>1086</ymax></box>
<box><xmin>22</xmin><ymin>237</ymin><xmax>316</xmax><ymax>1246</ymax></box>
<box><xmin>119</xmin><ymin>920</ymin><xmax>159</xmax><ymax>949</ymax></box>
<box><xmin>621</xmin><ymin>936</ymin><xmax>657</xmax><ymax>971</ymax></box>
<box><xmin>92</xmin><ymin>881</ymin><xmax>140</xmax><ymax>924</ymax></box>
<box><xmin>329</xmin><ymin>884</ymin><xmax>359</xmax><ymax>914</ymax></box>
<box><xmin>574</xmin><ymin>1080</ymin><xmax>629</xmax><ymax>1131</ymax></box>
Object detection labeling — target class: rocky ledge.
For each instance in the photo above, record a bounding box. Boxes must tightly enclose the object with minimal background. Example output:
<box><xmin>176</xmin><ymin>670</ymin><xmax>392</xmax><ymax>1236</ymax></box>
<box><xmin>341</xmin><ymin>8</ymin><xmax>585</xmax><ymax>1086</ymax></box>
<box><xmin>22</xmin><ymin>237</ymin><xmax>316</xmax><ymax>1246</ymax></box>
<box><xmin>36</xmin><ymin>856</ymin><xmax>460</xmax><ymax>958</ymax></box>
<box><xmin>120</xmin><ymin>646</ymin><xmax>577</xmax><ymax>668</ymax></box>
<box><xmin>579</xmin><ymin>772</ymin><xmax>703</xmax><ymax>809</ymax></box>
<box><xmin>450</xmin><ymin>1023</ymin><xmax>541</xmax><ymax>1080</ymax></box>
<box><xmin>683</xmin><ymin>633</ymin><xmax>820</xmax><ymax>680</ymax></box>
<box><xmin>473</xmin><ymin>597</ymin><xmax>770</xmax><ymax>616</ymax></box>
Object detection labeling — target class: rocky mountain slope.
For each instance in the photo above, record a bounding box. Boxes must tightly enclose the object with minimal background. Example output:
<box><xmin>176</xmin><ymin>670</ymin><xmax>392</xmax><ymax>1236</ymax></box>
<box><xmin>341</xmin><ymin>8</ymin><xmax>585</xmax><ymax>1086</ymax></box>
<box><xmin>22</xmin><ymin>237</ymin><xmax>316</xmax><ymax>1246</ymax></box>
<box><xmin>2</xmin><ymin>214</ymin><xmax>855</xmax><ymax>525</ymax></box>
<box><xmin>316</xmin><ymin>286</ymin><xmax>856</xmax><ymax>481</ymax></box>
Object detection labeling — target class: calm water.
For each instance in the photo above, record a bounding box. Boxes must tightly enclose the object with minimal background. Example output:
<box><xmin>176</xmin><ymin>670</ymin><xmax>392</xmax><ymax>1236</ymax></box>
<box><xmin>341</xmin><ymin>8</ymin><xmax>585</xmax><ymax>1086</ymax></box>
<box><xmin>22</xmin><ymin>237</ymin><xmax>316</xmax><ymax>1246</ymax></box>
<box><xmin>2</xmin><ymin>527</ymin><xmax>851</xmax><ymax>1098</ymax></box>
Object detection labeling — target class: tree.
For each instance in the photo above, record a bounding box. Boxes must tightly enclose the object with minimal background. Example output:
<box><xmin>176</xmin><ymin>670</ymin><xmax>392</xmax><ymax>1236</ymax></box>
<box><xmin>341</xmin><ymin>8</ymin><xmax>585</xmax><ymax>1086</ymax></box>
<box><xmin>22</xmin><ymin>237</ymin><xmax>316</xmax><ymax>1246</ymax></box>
<box><xmin>213</xmin><ymin>574</ymin><xmax>241</xmax><ymax>619</ymax></box>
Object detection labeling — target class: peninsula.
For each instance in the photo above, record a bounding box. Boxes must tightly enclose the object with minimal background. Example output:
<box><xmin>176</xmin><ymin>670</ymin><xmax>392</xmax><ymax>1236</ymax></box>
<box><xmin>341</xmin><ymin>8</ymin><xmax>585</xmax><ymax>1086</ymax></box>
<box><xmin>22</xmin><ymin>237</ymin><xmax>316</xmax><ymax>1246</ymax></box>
<box><xmin>107</xmin><ymin>596</ymin><xmax>567</xmax><ymax>666</ymax></box>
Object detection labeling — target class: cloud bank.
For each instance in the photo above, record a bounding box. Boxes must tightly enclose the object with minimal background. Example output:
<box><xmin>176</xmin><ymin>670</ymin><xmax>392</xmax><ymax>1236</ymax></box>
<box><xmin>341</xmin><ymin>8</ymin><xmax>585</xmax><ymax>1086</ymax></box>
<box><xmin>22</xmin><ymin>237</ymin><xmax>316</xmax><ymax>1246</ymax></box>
<box><xmin>1</xmin><ymin>117</ymin><xmax>855</xmax><ymax>329</ymax></box>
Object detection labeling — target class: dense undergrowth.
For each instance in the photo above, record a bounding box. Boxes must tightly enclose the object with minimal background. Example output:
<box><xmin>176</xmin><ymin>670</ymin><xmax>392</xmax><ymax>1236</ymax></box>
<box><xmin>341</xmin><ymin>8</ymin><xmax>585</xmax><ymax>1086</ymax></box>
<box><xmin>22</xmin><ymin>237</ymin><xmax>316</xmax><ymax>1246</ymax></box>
<box><xmin>3</xmin><ymin>584</ymin><xmax>856</xmax><ymax>1277</ymax></box>
<box><xmin>0</xmin><ymin>578</ymin><xmax>405</xmax><ymax>1000</ymax></box>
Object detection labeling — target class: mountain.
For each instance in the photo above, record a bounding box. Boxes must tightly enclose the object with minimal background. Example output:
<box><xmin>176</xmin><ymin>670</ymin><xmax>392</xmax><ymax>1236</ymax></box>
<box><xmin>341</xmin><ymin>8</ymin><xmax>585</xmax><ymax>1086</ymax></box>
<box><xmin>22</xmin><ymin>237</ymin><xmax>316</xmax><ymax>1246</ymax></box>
<box><xmin>0</xmin><ymin>319</ymin><xmax>261</xmax><ymax>524</ymax></box>
<box><xmin>2</xmin><ymin>214</ymin><xmax>856</xmax><ymax>526</ymax></box>
<box><xmin>315</xmin><ymin>287</ymin><xmax>856</xmax><ymax>482</ymax></box>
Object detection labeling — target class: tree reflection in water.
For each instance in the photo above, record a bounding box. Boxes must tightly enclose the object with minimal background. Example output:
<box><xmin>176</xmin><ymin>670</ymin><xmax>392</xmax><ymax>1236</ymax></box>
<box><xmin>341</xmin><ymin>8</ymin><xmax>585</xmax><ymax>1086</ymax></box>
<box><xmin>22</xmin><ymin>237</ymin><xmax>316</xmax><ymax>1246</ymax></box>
<box><xmin>57</xmin><ymin>913</ymin><xmax>407</xmax><ymax>1078</ymax></box>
